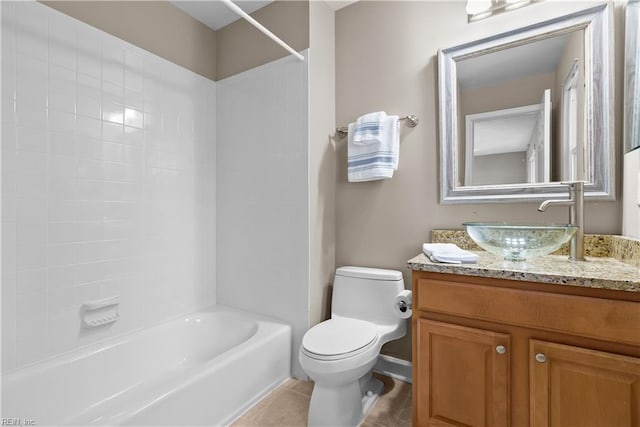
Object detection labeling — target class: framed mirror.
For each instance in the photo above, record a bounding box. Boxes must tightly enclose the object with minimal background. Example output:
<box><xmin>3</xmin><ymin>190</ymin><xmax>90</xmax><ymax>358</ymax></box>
<box><xmin>438</xmin><ymin>4</ymin><xmax>614</xmax><ymax>203</ymax></box>
<box><xmin>625</xmin><ymin>0</ymin><xmax>640</xmax><ymax>153</ymax></box>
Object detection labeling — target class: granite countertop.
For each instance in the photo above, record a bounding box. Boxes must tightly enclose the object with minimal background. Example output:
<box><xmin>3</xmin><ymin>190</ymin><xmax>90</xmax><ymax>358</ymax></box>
<box><xmin>407</xmin><ymin>251</ymin><xmax>640</xmax><ymax>293</ymax></box>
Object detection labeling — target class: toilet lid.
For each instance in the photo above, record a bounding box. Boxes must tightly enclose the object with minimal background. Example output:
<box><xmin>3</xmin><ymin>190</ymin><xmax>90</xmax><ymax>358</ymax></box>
<box><xmin>302</xmin><ymin>318</ymin><xmax>377</xmax><ymax>357</ymax></box>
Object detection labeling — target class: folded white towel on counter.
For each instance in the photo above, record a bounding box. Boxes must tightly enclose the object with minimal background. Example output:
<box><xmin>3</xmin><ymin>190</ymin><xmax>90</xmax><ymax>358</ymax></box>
<box><xmin>348</xmin><ymin>114</ymin><xmax>400</xmax><ymax>182</ymax></box>
<box><xmin>422</xmin><ymin>243</ymin><xmax>479</xmax><ymax>264</ymax></box>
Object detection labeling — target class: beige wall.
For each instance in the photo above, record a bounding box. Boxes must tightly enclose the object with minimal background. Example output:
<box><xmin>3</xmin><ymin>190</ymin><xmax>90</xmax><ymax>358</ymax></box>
<box><xmin>216</xmin><ymin>1</ymin><xmax>309</xmax><ymax>80</ymax></box>
<box><xmin>335</xmin><ymin>1</ymin><xmax>623</xmax><ymax>362</ymax></box>
<box><xmin>461</xmin><ymin>72</ymin><xmax>556</xmax><ymax>115</ymax></box>
<box><xmin>42</xmin><ymin>1</ymin><xmax>217</xmax><ymax>80</ymax></box>
<box><xmin>43</xmin><ymin>1</ymin><xmax>311</xmax><ymax>82</ymax></box>
<box><xmin>308</xmin><ymin>1</ymin><xmax>336</xmax><ymax>327</ymax></box>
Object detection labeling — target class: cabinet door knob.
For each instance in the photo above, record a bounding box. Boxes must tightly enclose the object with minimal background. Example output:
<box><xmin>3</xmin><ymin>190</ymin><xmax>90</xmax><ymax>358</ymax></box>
<box><xmin>535</xmin><ymin>353</ymin><xmax>547</xmax><ymax>363</ymax></box>
<box><xmin>496</xmin><ymin>345</ymin><xmax>506</xmax><ymax>354</ymax></box>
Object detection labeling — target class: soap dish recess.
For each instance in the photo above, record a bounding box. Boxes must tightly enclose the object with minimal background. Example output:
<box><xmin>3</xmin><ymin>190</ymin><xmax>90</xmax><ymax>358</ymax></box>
<box><xmin>80</xmin><ymin>296</ymin><xmax>120</xmax><ymax>328</ymax></box>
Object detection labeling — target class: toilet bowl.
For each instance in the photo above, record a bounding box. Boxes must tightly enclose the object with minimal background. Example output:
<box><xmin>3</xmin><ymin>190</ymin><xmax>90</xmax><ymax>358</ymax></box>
<box><xmin>299</xmin><ymin>266</ymin><xmax>407</xmax><ymax>427</ymax></box>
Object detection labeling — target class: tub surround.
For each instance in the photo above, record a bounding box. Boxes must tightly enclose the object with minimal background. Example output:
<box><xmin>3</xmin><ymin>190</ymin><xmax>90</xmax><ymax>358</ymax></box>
<box><xmin>216</xmin><ymin>52</ymin><xmax>309</xmax><ymax>379</ymax></box>
<box><xmin>1</xmin><ymin>1</ymin><xmax>216</xmax><ymax>373</ymax></box>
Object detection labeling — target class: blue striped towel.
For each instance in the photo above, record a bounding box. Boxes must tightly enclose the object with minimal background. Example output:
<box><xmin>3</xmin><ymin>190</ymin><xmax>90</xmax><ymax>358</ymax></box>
<box><xmin>352</xmin><ymin>111</ymin><xmax>387</xmax><ymax>145</ymax></box>
<box><xmin>348</xmin><ymin>115</ymin><xmax>400</xmax><ymax>182</ymax></box>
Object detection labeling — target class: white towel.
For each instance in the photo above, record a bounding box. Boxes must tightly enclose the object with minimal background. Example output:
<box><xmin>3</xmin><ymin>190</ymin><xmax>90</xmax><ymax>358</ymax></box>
<box><xmin>348</xmin><ymin>114</ymin><xmax>400</xmax><ymax>182</ymax></box>
<box><xmin>422</xmin><ymin>243</ymin><xmax>479</xmax><ymax>264</ymax></box>
<box><xmin>352</xmin><ymin>111</ymin><xmax>387</xmax><ymax>145</ymax></box>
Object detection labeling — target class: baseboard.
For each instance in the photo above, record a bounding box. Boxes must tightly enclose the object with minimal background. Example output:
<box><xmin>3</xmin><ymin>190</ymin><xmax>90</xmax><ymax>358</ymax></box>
<box><xmin>373</xmin><ymin>354</ymin><xmax>412</xmax><ymax>384</ymax></box>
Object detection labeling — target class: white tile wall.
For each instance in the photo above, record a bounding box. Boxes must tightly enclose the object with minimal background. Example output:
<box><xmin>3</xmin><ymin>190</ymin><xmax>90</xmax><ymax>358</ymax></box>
<box><xmin>216</xmin><ymin>52</ymin><xmax>309</xmax><ymax>378</ymax></box>
<box><xmin>1</xmin><ymin>1</ymin><xmax>216</xmax><ymax>372</ymax></box>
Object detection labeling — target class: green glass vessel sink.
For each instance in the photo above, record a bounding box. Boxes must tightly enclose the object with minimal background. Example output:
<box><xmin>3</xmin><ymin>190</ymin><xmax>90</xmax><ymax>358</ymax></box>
<box><xmin>463</xmin><ymin>222</ymin><xmax>578</xmax><ymax>261</ymax></box>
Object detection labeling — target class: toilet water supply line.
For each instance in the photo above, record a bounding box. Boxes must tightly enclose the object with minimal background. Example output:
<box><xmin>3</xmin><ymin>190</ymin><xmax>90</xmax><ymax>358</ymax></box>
<box><xmin>220</xmin><ymin>0</ymin><xmax>305</xmax><ymax>62</ymax></box>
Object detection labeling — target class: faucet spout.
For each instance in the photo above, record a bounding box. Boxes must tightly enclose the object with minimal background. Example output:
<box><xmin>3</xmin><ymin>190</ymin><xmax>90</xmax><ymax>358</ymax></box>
<box><xmin>537</xmin><ymin>181</ymin><xmax>586</xmax><ymax>261</ymax></box>
<box><xmin>538</xmin><ymin>199</ymin><xmax>573</xmax><ymax>212</ymax></box>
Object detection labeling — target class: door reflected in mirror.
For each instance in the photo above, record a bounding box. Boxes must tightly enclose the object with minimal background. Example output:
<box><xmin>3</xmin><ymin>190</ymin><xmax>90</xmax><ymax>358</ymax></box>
<box><xmin>464</xmin><ymin>90</ymin><xmax>551</xmax><ymax>185</ymax></box>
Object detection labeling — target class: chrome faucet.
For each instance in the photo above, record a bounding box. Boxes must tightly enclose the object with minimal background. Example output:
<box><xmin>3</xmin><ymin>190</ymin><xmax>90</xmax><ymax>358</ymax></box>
<box><xmin>538</xmin><ymin>181</ymin><xmax>585</xmax><ymax>261</ymax></box>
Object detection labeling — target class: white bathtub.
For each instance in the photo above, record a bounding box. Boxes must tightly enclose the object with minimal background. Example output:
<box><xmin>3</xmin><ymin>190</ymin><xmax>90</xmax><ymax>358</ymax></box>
<box><xmin>1</xmin><ymin>306</ymin><xmax>291</xmax><ymax>425</ymax></box>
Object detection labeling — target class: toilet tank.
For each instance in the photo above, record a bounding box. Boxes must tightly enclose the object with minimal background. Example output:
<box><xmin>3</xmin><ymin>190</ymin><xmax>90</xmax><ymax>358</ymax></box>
<box><xmin>331</xmin><ymin>266</ymin><xmax>405</xmax><ymax>326</ymax></box>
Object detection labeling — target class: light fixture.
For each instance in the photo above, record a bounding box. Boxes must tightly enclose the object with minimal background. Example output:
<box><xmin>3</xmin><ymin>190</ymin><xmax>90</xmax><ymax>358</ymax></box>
<box><xmin>467</xmin><ymin>0</ymin><xmax>539</xmax><ymax>22</ymax></box>
<box><xmin>465</xmin><ymin>0</ymin><xmax>492</xmax><ymax>16</ymax></box>
<box><xmin>505</xmin><ymin>0</ymin><xmax>532</xmax><ymax>11</ymax></box>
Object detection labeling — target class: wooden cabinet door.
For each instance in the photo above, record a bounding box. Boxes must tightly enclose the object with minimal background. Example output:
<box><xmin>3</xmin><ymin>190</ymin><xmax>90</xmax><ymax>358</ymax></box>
<box><xmin>415</xmin><ymin>319</ymin><xmax>510</xmax><ymax>427</ymax></box>
<box><xmin>530</xmin><ymin>339</ymin><xmax>640</xmax><ymax>427</ymax></box>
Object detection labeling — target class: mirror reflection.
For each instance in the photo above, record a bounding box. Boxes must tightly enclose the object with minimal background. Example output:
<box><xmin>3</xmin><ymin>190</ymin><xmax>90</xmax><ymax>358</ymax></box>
<box><xmin>457</xmin><ymin>30</ymin><xmax>585</xmax><ymax>186</ymax></box>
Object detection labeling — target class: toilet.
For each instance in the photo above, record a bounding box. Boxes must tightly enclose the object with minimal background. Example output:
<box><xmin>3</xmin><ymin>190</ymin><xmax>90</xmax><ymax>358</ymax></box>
<box><xmin>299</xmin><ymin>266</ymin><xmax>407</xmax><ymax>427</ymax></box>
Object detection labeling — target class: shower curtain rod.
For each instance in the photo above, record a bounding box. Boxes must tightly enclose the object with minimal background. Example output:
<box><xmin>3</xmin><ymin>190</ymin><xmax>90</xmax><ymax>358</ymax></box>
<box><xmin>220</xmin><ymin>0</ymin><xmax>305</xmax><ymax>62</ymax></box>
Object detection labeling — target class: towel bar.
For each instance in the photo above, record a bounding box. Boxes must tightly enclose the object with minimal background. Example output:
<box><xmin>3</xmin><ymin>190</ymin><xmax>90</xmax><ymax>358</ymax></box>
<box><xmin>336</xmin><ymin>114</ymin><xmax>419</xmax><ymax>138</ymax></box>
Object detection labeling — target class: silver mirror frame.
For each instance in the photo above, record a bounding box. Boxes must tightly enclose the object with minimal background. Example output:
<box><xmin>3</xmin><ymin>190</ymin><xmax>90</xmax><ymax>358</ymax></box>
<box><xmin>624</xmin><ymin>0</ymin><xmax>640</xmax><ymax>153</ymax></box>
<box><xmin>438</xmin><ymin>3</ymin><xmax>614</xmax><ymax>204</ymax></box>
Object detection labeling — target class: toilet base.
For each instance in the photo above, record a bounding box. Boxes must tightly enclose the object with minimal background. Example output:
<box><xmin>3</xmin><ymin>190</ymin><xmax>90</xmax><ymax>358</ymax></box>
<box><xmin>361</xmin><ymin>374</ymin><xmax>384</xmax><ymax>418</ymax></box>
<box><xmin>308</xmin><ymin>372</ymin><xmax>383</xmax><ymax>427</ymax></box>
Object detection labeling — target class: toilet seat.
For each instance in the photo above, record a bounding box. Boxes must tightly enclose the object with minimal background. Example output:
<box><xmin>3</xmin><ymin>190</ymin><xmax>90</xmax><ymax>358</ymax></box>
<box><xmin>302</xmin><ymin>318</ymin><xmax>378</xmax><ymax>361</ymax></box>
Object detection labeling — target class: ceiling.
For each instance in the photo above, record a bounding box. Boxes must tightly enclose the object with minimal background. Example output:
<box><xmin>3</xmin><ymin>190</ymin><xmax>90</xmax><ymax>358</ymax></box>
<box><xmin>457</xmin><ymin>32</ymin><xmax>573</xmax><ymax>90</ymax></box>
<box><xmin>171</xmin><ymin>0</ymin><xmax>359</xmax><ymax>31</ymax></box>
<box><xmin>473</xmin><ymin>112</ymin><xmax>538</xmax><ymax>156</ymax></box>
<box><xmin>170</xmin><ymin>1</ymin><xmax>273</xmax><ymax>31</ymax></box>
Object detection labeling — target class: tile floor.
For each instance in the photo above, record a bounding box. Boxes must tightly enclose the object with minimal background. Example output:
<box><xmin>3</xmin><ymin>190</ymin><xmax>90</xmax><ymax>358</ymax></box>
<box><xmin>231</xmin><ymin>373</ymin><xmax>412</xmax><ymax>427</ymax></box>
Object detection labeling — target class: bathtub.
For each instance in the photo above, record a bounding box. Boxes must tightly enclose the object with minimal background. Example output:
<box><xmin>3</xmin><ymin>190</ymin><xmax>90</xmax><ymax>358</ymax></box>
<box><xmin>1</xmin><ymin>306</ymin><xmax>291</xmax><ymax>425</ymax></box>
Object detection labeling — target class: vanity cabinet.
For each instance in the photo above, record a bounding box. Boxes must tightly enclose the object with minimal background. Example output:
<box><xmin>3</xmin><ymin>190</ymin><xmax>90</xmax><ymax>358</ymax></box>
<box><xmin>412</xmin><ymin>271</ymin><xmax>640</xmax><ymax>427</ymax></box>
<box><xmin>530</xmin><ymin>340</ymin><xmax>640</xmax><ymax>427</ymax></box>
<box><xmin>416</xmin><ymin>319</ymin><xmax>510</xmax><ymax>426</ymax></box>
